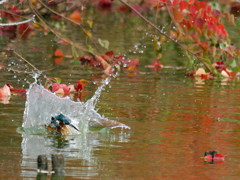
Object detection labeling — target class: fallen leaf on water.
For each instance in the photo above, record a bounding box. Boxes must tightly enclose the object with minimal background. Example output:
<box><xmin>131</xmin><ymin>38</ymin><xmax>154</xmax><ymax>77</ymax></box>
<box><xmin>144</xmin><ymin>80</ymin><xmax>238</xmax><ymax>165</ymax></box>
<box><xmin>195</xmin><ymin>68</ymin><xmax>206</xmax><ymax>76</ymax></box>
<box><xmin>95</xmin><ymin>55</ymin><xmax>112</xmax><ymax>75</ymax></box>
<box><xmin>68</xmin><ymin>85</ymin><xmax>75</xmax><ymax>93</ymax></box>
<box><xmin>75</xmin><ymin>81</ymin><xmax>84</xmax><ymax>92</ymax></box>
<box><xmin>55</xmin><ymin>88</ymin><xmax>64</xmax><ymax>98</ymax></box>
<box><xmin>204</xmin><ymin>150</ymin><xmax>225</xmax><ymax>164</ymax></box>
<box><xmin>6</xmin><ymin>84</ymin><xmax>26</xmax><ymax>95</ymax></box>
<box><xmin>79</xmin><ymin>79</ymin><xmax>87</xmax><ymax>86</ymax></box>
<box><xmin>52</xmin><ymin>83</ymin><xmax>69</xmax><ymax>93</ymax></box>
<box><xmin>186</xmin><ymin>70</ymin><xmax>196</xmax><ymax>76</ymax></box>
<box><xmin>0</xmin><ymin>84</ymin><xmax>11</xmax><ymax>104</ymax></box>
<box><xmin>54</xmin><ymin>49</ymin><xmax>64</xmax><ymax>57</ymax></box>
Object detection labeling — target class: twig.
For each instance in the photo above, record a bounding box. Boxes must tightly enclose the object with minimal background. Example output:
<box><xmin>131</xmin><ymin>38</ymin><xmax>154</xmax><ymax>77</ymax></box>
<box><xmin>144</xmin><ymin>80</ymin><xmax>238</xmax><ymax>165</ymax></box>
<box><xmin>12</xmin><ymin>50</ymin><xmax>52</xmax><ymax>83</ymax></box>
<box><xmin>0</xmin><ymin>15</ymin><xmax>35</xmax><ymax>26</ymax></box>
<box><xmin>10</xmin><ymin>26</ymin><xmax>30</xmax><ymax>50</ymax></box>
<box><xmin>118</xmin><ymin>0</ymin><xmax>213</xmax><ymax>74</ymax></box>
<box><xmin>0</xmin><ymin>65</ymin><xmax>34</xmax><ymax>74</ymax></box>
<box><xmin>28</xmin><ymin>0</ymin><xmax>91</xmax><ymax>55</ymax></box>
<box><xmin>37</xmin><ymin>0</ymin><xmax>103</xmax><ymax>55</ymax></box>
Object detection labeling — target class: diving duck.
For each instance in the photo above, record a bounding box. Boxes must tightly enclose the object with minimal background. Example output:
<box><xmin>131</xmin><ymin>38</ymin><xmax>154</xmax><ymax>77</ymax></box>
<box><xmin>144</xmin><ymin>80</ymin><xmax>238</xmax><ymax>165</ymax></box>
<box><xmin>45</xmin><ymin>114</ymin><xmax>80</xmax><ymax>135</ymax></box>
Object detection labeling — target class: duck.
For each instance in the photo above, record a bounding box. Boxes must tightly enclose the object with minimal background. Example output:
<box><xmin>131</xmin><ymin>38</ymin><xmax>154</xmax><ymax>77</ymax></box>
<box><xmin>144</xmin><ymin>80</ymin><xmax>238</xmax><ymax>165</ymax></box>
<box><xmin>45</xmin><ymin>114</ymin><xmax>80</xmax><ymax>135</ymax></box>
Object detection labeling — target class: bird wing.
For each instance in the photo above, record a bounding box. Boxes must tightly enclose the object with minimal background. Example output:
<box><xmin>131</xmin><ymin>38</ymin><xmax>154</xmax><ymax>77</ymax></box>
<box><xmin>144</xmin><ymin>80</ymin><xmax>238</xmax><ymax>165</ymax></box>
<box><xmin>56</xmin><ymin>114</ymin><xmax>71</xmax><ymax>125</ymax></box>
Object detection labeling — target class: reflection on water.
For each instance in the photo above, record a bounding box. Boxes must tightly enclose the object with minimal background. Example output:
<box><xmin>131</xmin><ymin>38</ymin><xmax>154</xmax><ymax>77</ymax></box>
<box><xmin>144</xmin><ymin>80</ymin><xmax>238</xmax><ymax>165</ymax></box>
<box><xmin>20</xmin><ymin>128</ymin><xmax>130</xmax><ymax>178</ymax></box>
<box><xmin>1</xmin><ymin>4</ymin><xmax>240</xmax><ymax>179</ymax></box>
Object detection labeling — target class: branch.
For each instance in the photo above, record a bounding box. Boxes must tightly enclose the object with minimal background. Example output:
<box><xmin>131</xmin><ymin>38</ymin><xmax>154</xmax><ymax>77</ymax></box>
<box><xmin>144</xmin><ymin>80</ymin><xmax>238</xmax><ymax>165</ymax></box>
<box><xmin>0</xmin><ymin>15</ymin><xmax>35</xmax><ymax>26</ymax></box>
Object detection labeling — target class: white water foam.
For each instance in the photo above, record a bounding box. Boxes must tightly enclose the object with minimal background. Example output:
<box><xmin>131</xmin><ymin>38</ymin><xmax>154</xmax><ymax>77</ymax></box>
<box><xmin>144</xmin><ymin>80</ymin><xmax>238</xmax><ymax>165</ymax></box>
<box><xmin>22</xmin><ymin>77</ymin><xmax>130</xmax><ymax>134</ymax></box>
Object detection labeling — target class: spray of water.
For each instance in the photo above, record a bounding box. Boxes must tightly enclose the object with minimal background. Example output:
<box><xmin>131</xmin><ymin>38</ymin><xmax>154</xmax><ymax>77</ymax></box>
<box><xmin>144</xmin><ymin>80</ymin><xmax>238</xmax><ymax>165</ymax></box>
<box><xmin>22</xmin><ymin>76</ymin><xmax>130</xmax><ymax>135</ymax></box>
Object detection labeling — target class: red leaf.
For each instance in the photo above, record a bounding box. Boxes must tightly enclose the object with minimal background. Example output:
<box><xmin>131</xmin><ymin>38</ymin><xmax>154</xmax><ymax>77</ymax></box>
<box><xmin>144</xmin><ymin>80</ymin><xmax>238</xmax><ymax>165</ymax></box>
<box><xmin>98</xmin><ymin>0</ymin><xmax>112</xmax><ymax>12</ymax></box>
<box><xmin>172</xmin><ymin>7</ymin><xmax>184</xmax><ymax>22</ymax></box>
<box><xmin>6</xmin><ymin>84</ymin><xmax>26</xmax><ymax>95</ymax></box>
<box><xmin>0</xmin><ymin>84</ymin><xmax>11</xmax><ymax>104</ymax></box>
<box><xmin>54</xmin><ymin>49</ymin><xmax>64</xmax><ymax>57</ymax></box>
<box><xmin>195</xmin><ymin>1</ymin><xmax>207</xmax><ymax>10</ymax></box>
<box><xmin>191</xmin><ymin>32</ymin><xmax>200</xmax><ymax>43</ymax></box>
<box><xmin>52</xmin><ymin>83</ymin><xmax>69</xmax><ymax>93</ymax></box>
<box><xmin>188</xmin><ymin>0</ymin><xmax>194</xmax><ymax>5</ymax></box>
<box><xmin>218</xmin><ymin>24</ymin><xmax>228</xmax><ymax>36</ymax></box>
<box><xmin>196</xmin><ymin>18</ymin><xmax>205</xmax><ymax>29</ymax></box>
<box><xmin>127</xmin><ymin>58</ymin><xmax>139</xmax><ymax>67</ymax></box>
<box><xmin>187</xmin><ymin>14</ymin><xmax>196</xmax><ymax>25</ymax></box>
<box><xmin>170</xmin><ymin>0</ymin><xmax>178</xmax><ymax>5</ymax></box>
<box><xmin>151</xmin><ymin>58</ymin><xmax>162</xmax><ymax>72</ymax></box>
<box><xmin>213</xmin><ymin>9</ymin><xmax>221</xmax><ymax>18</ymax></box>
<box><xmin>190</xmin><ymin>5</ymin><xmax>198</xmax><ymax>15</ymax></box>
<box><xmin>180</xmin><ymin>19</ymin><xmax>191</xmax><ymax>32</ymax></box>
<box><xmin>169</xmin><ymin>30</ymin><xmax>177</xmax><ymax>38</ymax></box>
<box><xmin>179</xmin><ymin>1</ymin><xmax>188</xmax><ymax>12</ymax></box>
<box><xmin>206</xmin><ymin>4</ymin><xmax>212</xmax><ymax>13</ymax></box>
<box><xmin>69</xmin><ymin>10</ymin><xmax>81</xmax><ymax>23</ymax></box>
<box><xmin>0</xmin><ymin>84</ymin><xmax>11</xmax><ymax>98</ymax></box>
<box><xmin>18</xmin><ymin>23</ymin><xmax>33</xmax><ymax>34</ymax></box>
<box><xmin>213</xmin><ymin>154</ymin><xmax>224</xmax><ymax>160</ymax></box>
<box><xmin>186</xmin><ymin>70</ymin><xmax>196</xmax><ymax>76</ymax></box>
<box><xmin>57</xmin><ymin>39</ymin><xmax>68</xmax><ymax>45</ymax></box>
<box><xmin>75</xmin><ymin>81</ymin><xmax>84</xmax><ymax>92</ymax></box>
<box><xmin>199</xmin><ymin>42</ymin><xmax>209</xmax><ymax>50</ymax></box>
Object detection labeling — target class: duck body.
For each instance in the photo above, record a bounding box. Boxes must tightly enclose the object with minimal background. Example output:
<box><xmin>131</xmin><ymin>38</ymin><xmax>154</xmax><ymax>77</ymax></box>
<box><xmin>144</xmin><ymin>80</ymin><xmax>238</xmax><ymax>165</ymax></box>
<box><xmin>45</xmin><ymin>114</ymin><xmax>80</xmax><ymax>135</ymax></box>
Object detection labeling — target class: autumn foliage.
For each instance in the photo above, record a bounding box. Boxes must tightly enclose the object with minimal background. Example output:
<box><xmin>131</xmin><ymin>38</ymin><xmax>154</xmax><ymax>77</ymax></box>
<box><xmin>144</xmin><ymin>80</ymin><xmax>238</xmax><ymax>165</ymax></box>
<box><xmin>150</xmin><ymin>0</ymin><xmax>239</xmax><ymax>78</ymax></box>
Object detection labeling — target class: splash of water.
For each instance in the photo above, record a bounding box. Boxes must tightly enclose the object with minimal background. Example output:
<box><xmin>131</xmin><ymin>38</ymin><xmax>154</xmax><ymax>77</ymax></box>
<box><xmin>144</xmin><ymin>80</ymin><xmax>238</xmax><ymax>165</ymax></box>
<box><xmin>22</xmin><ymin>76</ymin><xmax>130</xmax><ymax>134</ymax></box>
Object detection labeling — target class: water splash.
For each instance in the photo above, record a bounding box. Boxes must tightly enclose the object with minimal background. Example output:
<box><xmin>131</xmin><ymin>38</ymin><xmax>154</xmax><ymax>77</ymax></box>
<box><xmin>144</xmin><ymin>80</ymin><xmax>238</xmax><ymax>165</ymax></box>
<box><xmin>22</xmin><ymin>77</ymin><xmax>130</xmax><ymax>135</ymax></box>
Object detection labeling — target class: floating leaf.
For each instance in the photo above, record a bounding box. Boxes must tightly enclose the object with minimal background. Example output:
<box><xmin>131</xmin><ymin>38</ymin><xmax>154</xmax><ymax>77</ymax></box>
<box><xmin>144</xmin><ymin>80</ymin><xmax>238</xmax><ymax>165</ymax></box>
<box><xmin>98</xmin><ymin>39</ymin><xmax>109</xmax><ymax>50</ymax></box>
<box><xmin>54</xmin><ymin>78</ymin><xmax>62</xmax><ymax>84</ymax></box>
<box><xmin>75</xmin><ymin>81</ymin><xmax>84</xmax><ymax>92</ymax></box>
<box><xmin>195</xmin><ymin>68</ymin><xmax>206</xmax><ymax>76</ymax></box>
<box><xmin>54</xmin><ymin>49</ymin><xmax>64</xmax><ymax>57</ymax></box>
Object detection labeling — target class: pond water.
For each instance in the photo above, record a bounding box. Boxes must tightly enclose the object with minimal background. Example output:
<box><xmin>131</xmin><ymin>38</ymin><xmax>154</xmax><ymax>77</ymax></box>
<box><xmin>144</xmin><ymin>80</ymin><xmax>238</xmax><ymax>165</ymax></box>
<box><xmin>1</xmin><ymin>4</ymin><xmax>240</xmax><ymax>179</ymax></box>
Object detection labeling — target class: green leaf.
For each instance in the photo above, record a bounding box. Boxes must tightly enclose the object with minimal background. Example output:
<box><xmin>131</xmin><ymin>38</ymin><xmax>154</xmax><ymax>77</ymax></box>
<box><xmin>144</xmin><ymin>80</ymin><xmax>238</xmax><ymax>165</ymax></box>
<box><xmin>98</xmin><ymin>39</ymin><xmax>109</xmax><ymax>50</ymax></box>
<box><xmin>230</xmin><ymin>59</ymin><xmax>237</xmax><ymax>68</ymax></box>
<box><xmin>219</xmin><ymin>43</ymin><xmax>227</xmax><ymax>50</ymax></box>
<box><xmin>55</xmin><ymin>78</ymin><xmax>61</xmax><ymax>84</ymax></box>
<box><xmin>73</xmin><ymin>60</ymin><xmax>80</xmax><ymax>65</ymax></box>
<box><xmin>115</xmin><ymin>64</ymin><xmax>120</xmax><ymax>71</ymax></box>
<box><xmin>87</xmin><ymin>44</ymin><xmax>94</xmax><ymax>53</ymax></box>
<box><xmin>219</xmin><ymin>42</ymin><xmax>230</xmax><ymax>50</ymax></box>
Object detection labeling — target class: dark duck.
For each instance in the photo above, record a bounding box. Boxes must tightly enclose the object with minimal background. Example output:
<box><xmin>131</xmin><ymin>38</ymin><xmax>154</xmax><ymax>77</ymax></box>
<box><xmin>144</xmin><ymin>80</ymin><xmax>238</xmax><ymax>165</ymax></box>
<box><xmin>45</xmin><ymin>114</ymin><xmax>80</xmax><ymax>135</ymax></box>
